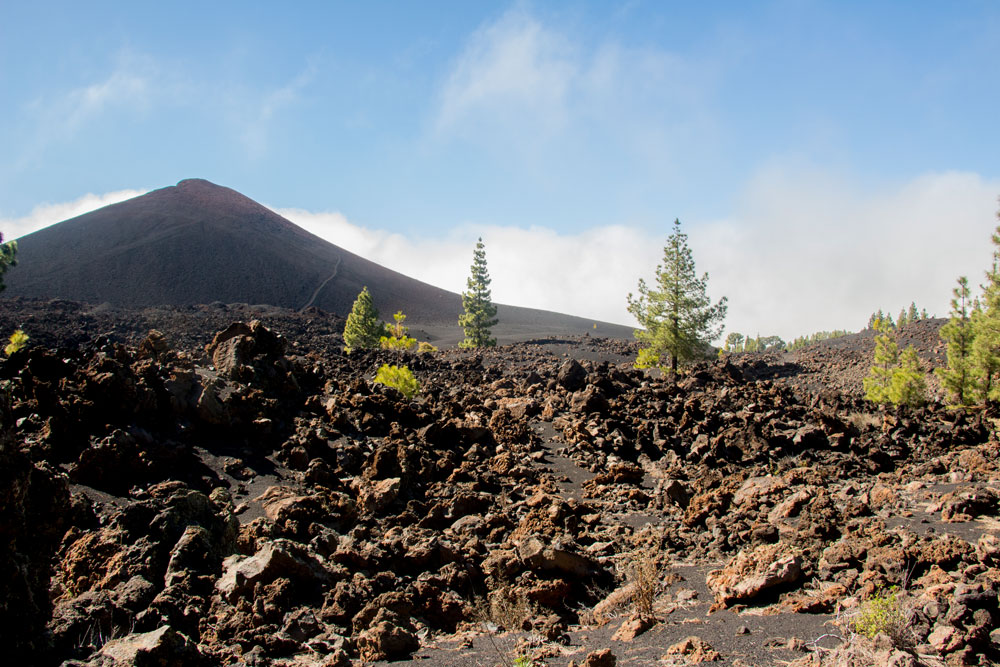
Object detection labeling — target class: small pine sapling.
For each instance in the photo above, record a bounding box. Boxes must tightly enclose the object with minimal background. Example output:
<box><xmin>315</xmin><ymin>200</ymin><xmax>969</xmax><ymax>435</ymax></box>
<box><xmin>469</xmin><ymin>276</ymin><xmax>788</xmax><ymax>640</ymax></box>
<box><xmin>374</xmin><ymin>364</ymin><xmax>420</xmax><ymax>399</ymax></box>
<box><xmin>4</xmin><ymin>329</ymin><xmax>28</xmax><ymax>356</ymax></box>
<box><xmin>863</xmin><ymin>317</ymin><xmax>898</xmax><ymax>404</ymax></box>
<box><xmin>380</xmin><ymin>311</ymin><xmax>417</xmax><ymax>350</ymax></box>
<box><xmin>343</xmin><ymin>286</ymin><xmax>382</xmax><ymax>353</ymax></box>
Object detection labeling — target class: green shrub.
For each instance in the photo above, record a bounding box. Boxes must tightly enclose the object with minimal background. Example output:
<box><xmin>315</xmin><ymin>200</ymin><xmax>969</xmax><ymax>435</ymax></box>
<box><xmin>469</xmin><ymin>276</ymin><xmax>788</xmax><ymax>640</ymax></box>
<box><xmin>5</xmin><ymin>329</ymin><xmax>28</xmax><ymax>356</ymax></box>
<box><xmin>847</xmin><ymin>586</ymin><xmax>911</xmax><ymax>647</ymax></box>
<box><xmin>374</xmin><ymin>364</ymin><xmax>420</xmax><ymax>399</ymax></box>
<box><xmin>417</xmin><ymin>341</ymin><xmax>437</xmax><ymax>354</ymax></box>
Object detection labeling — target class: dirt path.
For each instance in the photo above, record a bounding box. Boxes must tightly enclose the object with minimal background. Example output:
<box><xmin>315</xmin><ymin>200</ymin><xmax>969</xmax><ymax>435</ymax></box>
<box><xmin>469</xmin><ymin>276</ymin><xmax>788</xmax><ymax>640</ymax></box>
<box><xmin>299</xmin><ymin>255</ymin><xmax>342</xmax><ymax>313</ymax></box>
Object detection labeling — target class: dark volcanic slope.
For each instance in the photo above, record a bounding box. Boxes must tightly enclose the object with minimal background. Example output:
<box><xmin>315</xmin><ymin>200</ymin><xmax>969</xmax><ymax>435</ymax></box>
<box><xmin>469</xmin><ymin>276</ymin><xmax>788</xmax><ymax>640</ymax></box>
<box><xmin>3</xmin><ymin>179</ymin><xmax>633</xmax><ymax>339</ymax></box>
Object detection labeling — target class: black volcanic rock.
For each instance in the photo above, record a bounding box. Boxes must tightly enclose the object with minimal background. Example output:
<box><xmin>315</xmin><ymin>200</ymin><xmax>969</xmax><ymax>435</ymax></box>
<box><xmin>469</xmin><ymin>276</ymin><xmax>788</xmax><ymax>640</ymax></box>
<box><xmin>3</xmin><ymin>179</ymin><xmax>634</xmax><ymax>343</ymax></box>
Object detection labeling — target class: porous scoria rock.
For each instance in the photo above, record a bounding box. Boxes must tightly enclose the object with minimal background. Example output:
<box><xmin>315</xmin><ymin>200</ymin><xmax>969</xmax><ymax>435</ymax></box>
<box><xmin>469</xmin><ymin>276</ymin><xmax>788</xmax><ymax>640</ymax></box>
<box><xmin>356</xmin><ymin>615</ymin><xmax>420</xmax><ymax>661</ymax></box>
<box><xmin>706</xmin><ymin>543</ymin><xmax>803</xmax><ymax>608</ymax></box>
<box><xmin>216</xmin><ymin>539</ymin><xmax>330</xmax><ymax>603</ymax></box>
<box><xmin>611</xmin><ymin>613</ymin><xmax>655</xmax><ymax>641</ymax></box>
<box><xmin>571</xmin><ymin>648</ymin><xmax>617</xmax><ymax>667</ymax></box>
<box><xmin>81</xmin><ymin>625</ymin><xmax>205</xmax><ymax>666</ymax></box>
<box><xmin>664</xmin><ymin>636</ymin><xmax>721</xmax><ymax>663</ymax></box>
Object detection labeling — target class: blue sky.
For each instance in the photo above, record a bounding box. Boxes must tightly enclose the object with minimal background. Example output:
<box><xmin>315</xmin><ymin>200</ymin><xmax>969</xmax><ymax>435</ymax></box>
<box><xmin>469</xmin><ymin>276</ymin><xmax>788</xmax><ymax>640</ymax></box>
<box><xmin>3</xmin><ymin>1</ymin><xmax>1000</xmax><ymax>338</ymax></box>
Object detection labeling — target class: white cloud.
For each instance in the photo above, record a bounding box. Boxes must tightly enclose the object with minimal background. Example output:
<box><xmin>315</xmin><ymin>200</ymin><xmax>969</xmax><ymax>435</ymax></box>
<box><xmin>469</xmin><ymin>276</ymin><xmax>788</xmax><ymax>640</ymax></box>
<box><xmin>24</xmin><ymin>52</ymin><xmax>157</xmax><ymax>149</ymax></box>
<box><xmin>436</xmin><ymin>9</ymin><xmax>576</xmax><ymax>136</ymax></box>
<box><xmin>279</xmin><ymin>169</ymin><xmax>1000</xmax><ymax>339</ymax></box>
<box><xmin>694</xmin><ymin>168</ymin><xmax>1000</xmax><ymax>339</ymax></box>
<box><xmin>0</xmin><ymin>189</ymin><xmax>148</xmax><ymax>241</ymax></box>
<box><xmin>237</xmin><ymin>65</ymin><xmax>316</xmax><ymax>158</ymax></box>
<box><xmin>433</xmin><ymin>8</ymin><xmax>714</xmax><ymax>173</ymax></box>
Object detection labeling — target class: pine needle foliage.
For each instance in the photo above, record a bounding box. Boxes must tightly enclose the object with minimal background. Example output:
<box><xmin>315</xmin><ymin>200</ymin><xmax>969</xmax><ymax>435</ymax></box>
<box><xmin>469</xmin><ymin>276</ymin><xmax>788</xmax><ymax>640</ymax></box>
<box><xmin>380</xmin><ymin>311</ymin><xmax>417</xmax><ymax>350</ymax></box>
<box><xmin>936</xmin><ymin>276</ymin><xmax>976</xmax><ymax>406</ymax></box>
<box><xmin>627</xmin><ymin>219</ymin><xmax>727</xmax><ymax>374</ymax></box>
<box><xmin>459</xmin><ymin>238</ymin><xmax>498</xmax><ymax>348</ymax></box>
<box><xmin>343</xmin><ymin>286</ymin><xmax>382</xmax><ymax>353</ymax></box>
<box><xmin>0</xmin><ymin>233</ymin><xmax>16</xmax><ymax>292</ymax></box>
<box><xmin>5</xmin><ymin>329</ymin><xmax>28</xmax><ymax>356</ymax></box>
<box><xmin>890</xmin><ymin>346</ymin><xmax>927</xmax><ymax>407</ymax></box>
<box><xmin>863</xmin><ymin>317</ymin><xmax>899</xmax><ymax>404</ymax></box>
<box><xmin>864</xmin><ymin>317</ymin><xmax>926</xmax><ymax>406</ymax></box>
<box><xmin>970</xmin><ymin>227</ymin><xmax>1000</xmax><ymax>404</ymax></box>
<box><xmin>374</xmin><ymin>364</ymin><xmax>420</xmax><ymax>399</ymax></box>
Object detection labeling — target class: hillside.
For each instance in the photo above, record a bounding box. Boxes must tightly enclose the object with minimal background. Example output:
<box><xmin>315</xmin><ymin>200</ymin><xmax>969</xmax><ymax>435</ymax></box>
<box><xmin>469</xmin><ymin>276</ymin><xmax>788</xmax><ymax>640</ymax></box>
<box><xmin>2</xmin><ymin>179</ymin><xmax>634</xmax><ymax>344</ymax></box>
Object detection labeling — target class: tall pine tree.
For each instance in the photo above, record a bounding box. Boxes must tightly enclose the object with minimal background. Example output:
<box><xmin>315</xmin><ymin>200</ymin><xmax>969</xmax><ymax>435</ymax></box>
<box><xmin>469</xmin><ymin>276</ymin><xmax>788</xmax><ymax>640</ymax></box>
<box><xmin>626</xmin><ymin>219</ymin><xmax>727</xmax><ymax>374</ymax></box>
<box><xmin>343</xmin><ymin>286</ymin><xmax>382</xmax><ymax>353</ymax></box>
<box><xmin>936</xmin><ymin>276</ymin><xmax>975</xmax><ymax>405</ymax></box>
<box><xmin>459</xmin><ymin>238</ymin><xmax>498</xmax><ymax>348</ymax></box>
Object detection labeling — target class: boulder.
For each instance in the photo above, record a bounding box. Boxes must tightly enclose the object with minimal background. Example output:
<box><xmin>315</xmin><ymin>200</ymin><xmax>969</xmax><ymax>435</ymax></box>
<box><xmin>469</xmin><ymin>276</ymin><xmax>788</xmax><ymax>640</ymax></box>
<box><xmin>706</xmin><ymin>543</ymin><xmax>803</xmax><ymax>607</ymax></box>
<box><xmin>611</xmin><ymin>614</ymin><xmax>655</xmax><ymax>641</ymax></box>
<box><xmin>570</xmin><ymin>386</ymin><xmax>610</xmax><ymax>414</ymax></box>
<box><xmin>557</xmin><ymin>359</ymin><xmax>588</xmax><ymax>391</ymax></box>
<box><xmin>356</xmin><ymin>618</ymin><xmax>420</xmax><ymax>661</ymax></box>
<box><xmin>518</xmin><ymin>536</ymin><xmax>600</xmax><ymax>578</ymax></box>
<box><xmin>664</xmin><ymin>636</ymin><xmax>721</xmax><ymax>662</ymax></box>
<box><xmin>88</xmin><ymin>625</ymin><xmax>204</xmax><ymax>666</ymax></box>
<box><xmin>216</xmin><ymin>539</ymin><xmax>330</xmax><ymax>603</ymax></box>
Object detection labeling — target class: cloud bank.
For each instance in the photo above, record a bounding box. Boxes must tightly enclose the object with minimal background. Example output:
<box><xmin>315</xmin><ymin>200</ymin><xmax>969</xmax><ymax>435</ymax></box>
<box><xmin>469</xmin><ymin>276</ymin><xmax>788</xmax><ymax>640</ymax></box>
<box><xmin>3</xmin><ymin>170</ymin><xmax>997</xmax><ymax>342</ymax></box>
<box><xmin>278</xmin><ymin>168</ymin><xmax>1000</xmax><ymax>339</ymax></box>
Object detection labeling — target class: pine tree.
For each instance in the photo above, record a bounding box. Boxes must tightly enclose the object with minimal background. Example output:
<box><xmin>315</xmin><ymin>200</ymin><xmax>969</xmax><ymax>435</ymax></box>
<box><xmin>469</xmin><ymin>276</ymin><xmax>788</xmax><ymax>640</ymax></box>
<box><xmin>971</xmin><ymin>235</ymin><xmax>1000</xmax><ymax>404</ymax></box>
<box><xmin>459</xmin><ymin>238</ymin><xmax>498</xmax><ymax>348</ymax></box>
<box><xmin>897</xmin><ymin>308</ymin><xmax>907</xmax><ymax>328</ymax></box>
<box><xmin>626</xmin><ymin>219</ymin><xmax>727</xmax><ymax>374</ymax></box>
<box><xmin>863</xmin><ymin>317</ymin><xmax>899</xmax><ymax>404</ymax></box>
<box><xmin>723</xmin><ymin>332</ymin><xmax>744</xmax><ymax>354</ymax></box>
<box><xmin>936</xmin><ymin>277</ymin><xmax>976</xmax><ymax>405</ymax></box>
<box><xmin>908</xmin><ymin>302</ymin><xmax>919</xmax><ymax>323</ymax></box>
<box><xmin>890</xmin><ymin>346</ymin><xmax>926</xmax><ymax>407</ymax></box>
<box><xmin>343</xmin><ymin>286</ymin><xmax>382</xmax><ymax>353</ymax></box>
<box><xmin>0</xmin><ymin>232</ymin><xmax>16</xmax><ymax>292</ymax></box>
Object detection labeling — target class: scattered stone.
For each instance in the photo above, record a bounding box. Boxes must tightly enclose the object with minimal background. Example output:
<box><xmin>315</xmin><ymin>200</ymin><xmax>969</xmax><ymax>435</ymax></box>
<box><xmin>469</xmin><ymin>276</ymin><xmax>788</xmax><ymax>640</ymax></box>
<box><xmin>664</xmin><ymin>636</ymin><xmax>721</xmax><ymax>662</ymax></box>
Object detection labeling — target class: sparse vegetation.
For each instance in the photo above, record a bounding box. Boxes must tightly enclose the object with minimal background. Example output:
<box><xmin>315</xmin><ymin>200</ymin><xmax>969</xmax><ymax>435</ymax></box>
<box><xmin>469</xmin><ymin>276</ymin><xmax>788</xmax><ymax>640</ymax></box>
<box><xmin>459</xmin><ymin>237</ymin><xmax>498</xmax><ymax>348</ymax></box>
<box><xmin>0</xmin><ymin>232</ymin><xmax>16</xmax><ymax>292</ymax></box>
<box><xmin>936</xmin><ymin>277</ymin><xmax>975</xmax><ymax>405</ymax></box>
<box><xmin>863</xmin><ymin>317</ymin><xmax>926</xmax><ymax>406</ymax></box>
<box><xmin>5</xmin><ymin>329</ymin><xmax>28</xmax><ymax>356</ymax></box>
<box><xmin>722</xmin><ymin>332</ymin><xmax>785</xmax><ymax>354</ymax></box>
<box><xmin>343</xmin><ymin>286</ymin><xmax>382</xmax><ymax>353</ymax></box>
<box><xmin>374</xmin><ymin>363</ymin><xmax>420</xmax><ymax>399</ymax></box>
<box><xmin>623</xmin><ymin>548</ymin><xmax>661</xmax><ymax>617</ymax></box>
<box><xmin>627</xmin><ymin>218</ymin><xmax>727</xmax><ymax>374</ymax></box>
<box><xmin>845</xmin><ymin>586</ymin><xmax>913</xmax><ymax>648</ymax></box>
<box><xmin>970</xmin><ymin>228</ymin><xmax>1000</xmax><ymax>404</ymax></box>
<box><xmin>380</xmin><ymin>310</ymin><xmax>418</xmax><ymax>350</ymax></box>
<box><xmin>784</xmin><ymin>329</ymin><xmax>849</xmax><ymax>351</ymax></box>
